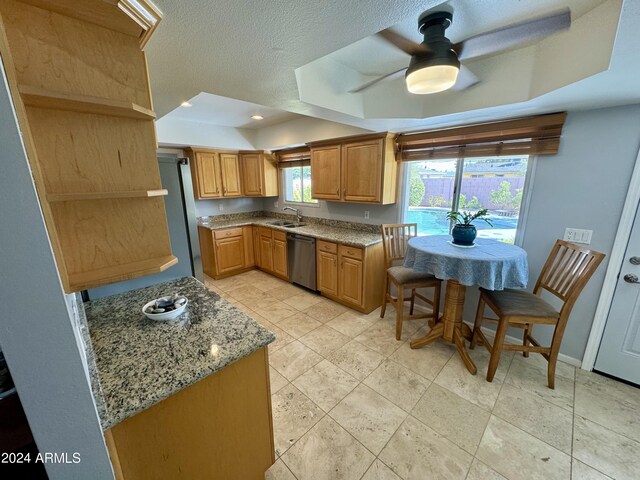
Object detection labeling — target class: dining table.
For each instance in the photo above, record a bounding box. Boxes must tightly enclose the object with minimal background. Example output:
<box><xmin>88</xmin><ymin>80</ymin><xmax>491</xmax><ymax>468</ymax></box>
<box><xmin>403</xmin><ymin>235</ymin><xmax>528</xmax><ymax>374</ymax></box>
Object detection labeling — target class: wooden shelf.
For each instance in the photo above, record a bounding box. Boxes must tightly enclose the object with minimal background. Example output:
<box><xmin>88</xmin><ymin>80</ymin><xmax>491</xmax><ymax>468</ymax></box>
<box><xmin>67</xmin><ymin>255</ymin><xmax>178</xmax><ymax>291</ymax></box>
<box><xmin>18</xmin><ymin>85</ymin><xmax>156</xmax><ymax>120</ymax></box>
<box><xmin>46</xmin><ymin>190</ymin><xmax>168</xmax><ymax>202</ymax></box>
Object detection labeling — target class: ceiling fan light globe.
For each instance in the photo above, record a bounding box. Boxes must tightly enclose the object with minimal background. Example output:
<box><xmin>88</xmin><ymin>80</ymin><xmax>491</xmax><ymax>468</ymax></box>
<box><xmin>405</xmin><ymin>64</ymin><xmax>459</xmax><ymax>94</ymax></box>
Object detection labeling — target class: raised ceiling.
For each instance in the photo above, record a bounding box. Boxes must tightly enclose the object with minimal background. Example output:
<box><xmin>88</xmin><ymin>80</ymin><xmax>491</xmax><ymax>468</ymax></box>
<box><xmin>148</xmin><ymin>0</ymin><xmax>640</xmax><ymax>134</ymax></box>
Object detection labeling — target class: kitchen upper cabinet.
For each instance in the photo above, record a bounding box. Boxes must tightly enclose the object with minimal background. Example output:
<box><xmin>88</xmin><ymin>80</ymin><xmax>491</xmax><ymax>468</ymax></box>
<box><xmin>219</xmin><ymin>153</ymin><xmax>242</xmax><ymax>197</ymax></box>
<box><xmin>308</xmin><ymin>133</ymin><xmax>397</xmax><ymax>205</ymax></box>
<box><xmin>310</xmin><ymin>145</ymin><xmax>341</xmax><ymax>200</ymax></box>
<box><xmin>192</xmin><ymin>152</ymin><xmax>222</xmax><ymax>198</ymax></box>
<box><xmin>240</xmin><ymin>153</ymin><xmax>278</xmax><ymax>197</ymax></box>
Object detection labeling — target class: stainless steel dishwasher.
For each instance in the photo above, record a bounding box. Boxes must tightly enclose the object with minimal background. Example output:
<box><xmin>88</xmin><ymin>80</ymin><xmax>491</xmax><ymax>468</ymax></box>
<box><xmin>287</xmin><ymin>233</ymin><xmax>317</xmax><ymax>291</ymax></box>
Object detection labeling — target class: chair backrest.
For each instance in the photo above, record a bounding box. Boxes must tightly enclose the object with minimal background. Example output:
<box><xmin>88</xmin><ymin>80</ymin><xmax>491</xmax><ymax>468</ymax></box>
<box><xmin>534</xmin><ymin>239</ymin><xmax>605</xmax><ymax>316</ymax></box>
<box><xmin>381</xmin><ymin>223</ymin><xmax>418</xmax><ymax>268</ymax></box>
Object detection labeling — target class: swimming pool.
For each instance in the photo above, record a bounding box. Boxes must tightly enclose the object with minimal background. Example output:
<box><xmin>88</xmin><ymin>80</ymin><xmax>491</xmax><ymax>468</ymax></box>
<box><xmin>406</xmin><ymin>208</ymin><xmax>520</xmax><ymax>242</ymax></box>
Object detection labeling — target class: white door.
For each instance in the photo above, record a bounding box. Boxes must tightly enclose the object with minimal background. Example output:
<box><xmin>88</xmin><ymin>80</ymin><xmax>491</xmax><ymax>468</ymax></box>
<box><xmin>595</xmin><ymin>205</ymin><xmax>640</xmax><ymax>385</ymax></box>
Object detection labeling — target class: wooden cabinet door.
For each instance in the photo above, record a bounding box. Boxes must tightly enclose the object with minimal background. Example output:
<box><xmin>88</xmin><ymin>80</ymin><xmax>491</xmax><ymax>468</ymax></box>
<box><xmin>195</xmin><ymin>152</ymin><xmax>222</xmax><ymax>198</ymax></box>
<box><xmin>272</xmin><ymin>238</ymin><xmax>288</xmax><ymax>279</ymax></box>
<box><xmin>241</xmin><ymin>154</ymin><xmax>264</xmax><ymax>196</ymax></box>
<box><xmin>259</xmin><ymin>235</ymin><xmax>273</xmax><ymax>273</ymax></box>
<box><xmin>242</xmin><ymin>226</ymin><xmax>254</xmax><ymax>267</ymax></box>
<box><xmin>317</xmin><ymin>250</ymin><xmax>338</xmax><ymax>296</ymax></box>
<box><xmin>253</xmin><ymin>228</ymin><xmax>262</xmax><ymax>268</ymax></box>
<box><xmin>342</xmin><ymin>139</ymin><xmax>383</xmax><ymax>202</ymax></box>
<box><xmin>219</xmin><ymin>154</ymin><xmax>242</xmax><ymax>197</ymax></box>
<box><xmin>339</xmin><ymin>256</ymin><xmax>364</xmax><ymax>307</ymax></box>
<box><xmin>214</xmin><ymin>236</ymin><xmax>245</xmax><ymax>274</ymax></box>
<box><xmin>311</xmin><ymin>145</ymin><xmax>341</xmax><ymax>200</ymax></box>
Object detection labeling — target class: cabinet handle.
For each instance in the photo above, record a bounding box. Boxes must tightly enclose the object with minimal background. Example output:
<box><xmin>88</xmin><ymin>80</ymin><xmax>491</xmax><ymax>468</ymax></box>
<box><xmin>336</xmin><ymin>188</ymin><xmax>339</xmax><ymax>196</ymax></box>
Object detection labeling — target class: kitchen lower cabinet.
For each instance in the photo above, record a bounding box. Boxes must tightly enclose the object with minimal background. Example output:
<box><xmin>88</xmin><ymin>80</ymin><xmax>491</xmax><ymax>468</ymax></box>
<box><xmin>256</xmin><ymin>227</ymin><xmax>288</xmax><ymax>280</ymax></box>
<box><xmin>198</xmin><ymin>226</ymin><xmax>253</xmax><ymax>279</ymax></box>
<box><xmin>105</xmin><ymin>347</ymin><xmax>274</xmax><ymax>480</ymax></box>
<box><xmin>272</xmin><ymin>231</ymin><xmax>288</xmax><ymax>279</ymax></box>
<box><xmin>316</xmin><ymin>240</ymin><xmax>384</xmax><ymax>313</ymax></box>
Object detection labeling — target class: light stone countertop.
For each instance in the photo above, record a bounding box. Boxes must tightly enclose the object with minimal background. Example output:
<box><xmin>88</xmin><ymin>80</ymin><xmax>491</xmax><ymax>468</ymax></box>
<box><xmin>198</xmin><ymin>216</ymin><xmax>383</xmax><ymax>247</ymax></box>
<box><xmin>84</xmin><ymin>276</ymin><xmax>274</xmax><ymax>430</ymax></box>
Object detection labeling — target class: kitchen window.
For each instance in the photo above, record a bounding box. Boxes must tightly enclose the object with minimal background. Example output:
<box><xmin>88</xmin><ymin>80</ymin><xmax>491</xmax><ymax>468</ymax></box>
<box><xmin>283</xmin><ymin>165</ymin><xmax>318</xmax><ymax>205</ymax></box>
<box><xmin>403</xmin><ymin>155</ymin><xmax>532</xmax><ymax>244</ymax></box>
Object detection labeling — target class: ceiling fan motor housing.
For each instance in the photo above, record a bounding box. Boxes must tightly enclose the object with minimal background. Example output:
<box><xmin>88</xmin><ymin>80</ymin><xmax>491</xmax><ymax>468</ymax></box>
<box><xmin>408</xmin><ymin>11</ymin><xmax>460</xmax><ymax>73</ymax></box>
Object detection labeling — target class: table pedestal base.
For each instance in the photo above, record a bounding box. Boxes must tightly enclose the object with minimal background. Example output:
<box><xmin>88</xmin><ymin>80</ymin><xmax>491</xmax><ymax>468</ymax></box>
<box><xmin>410</xmin><ymin>280</ymin><xmax>477</xmax><ymax>375</ymax></box>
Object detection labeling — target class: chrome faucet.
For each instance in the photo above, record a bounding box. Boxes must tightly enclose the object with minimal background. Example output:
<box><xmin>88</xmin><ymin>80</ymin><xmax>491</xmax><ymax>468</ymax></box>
<box><xmin>283</xmin><ymin>206</ymin><xmax>302</xmax><ymax>223</ymax></box>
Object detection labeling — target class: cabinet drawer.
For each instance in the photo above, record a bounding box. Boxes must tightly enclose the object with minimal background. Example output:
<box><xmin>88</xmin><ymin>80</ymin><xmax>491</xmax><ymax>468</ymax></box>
<box><xmin>258</xmin><ymin>227</ymin><xmax>273</xmax><ymax>238</ymax></box>
<box><xmin>339</xmin><ymin>245</ymin><xmax>363</xmax><ymax>260</ymax></box>
<box><xmin>214</xmin><ymin>227</ymin><xmax>243</xmax><ymax>239</ymax></box>
<box><xmin>317</xmin><ymin>240</ymin><xmax>337</xmax><ymax>254</ymax></box>
<box><xmin>272</xmin><ymin>230</ymin><xmax>286</xmax><ymax>242</ymax></box>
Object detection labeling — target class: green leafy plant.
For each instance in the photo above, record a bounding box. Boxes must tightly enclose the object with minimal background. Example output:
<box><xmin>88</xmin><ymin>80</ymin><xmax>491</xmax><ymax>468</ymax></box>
<box><xmin>446</xmin><ymin>209</ymin><xmax>493</xmax><ymax>227</ymax></box>
<box><xmin>408</xmin><ymin>169</ymin><xmax>426</xmax><ymax>206</ymax></box>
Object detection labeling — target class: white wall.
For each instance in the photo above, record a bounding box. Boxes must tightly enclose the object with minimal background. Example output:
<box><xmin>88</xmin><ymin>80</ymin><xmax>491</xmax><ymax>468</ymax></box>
<box><xmin>156</xmin><ymin>116</ymin><xmax>257</xmax><ymax>149</ymax></box>
<box><xmin>195</xmin><ymin>197</ymin><xmax>265</xmax><ymax>217</ymax></box>
<box><xmin>0</xmin><ymin>66</ymin><xmax>113</xmax><ymax>479</ymax></box>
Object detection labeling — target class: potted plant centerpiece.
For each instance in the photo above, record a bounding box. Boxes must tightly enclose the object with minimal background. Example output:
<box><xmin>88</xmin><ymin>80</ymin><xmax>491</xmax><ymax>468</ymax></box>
<box><xmin>446</xmin><ymin>209</ymin><xmax>493</xmax><ymax>246</ymax></box>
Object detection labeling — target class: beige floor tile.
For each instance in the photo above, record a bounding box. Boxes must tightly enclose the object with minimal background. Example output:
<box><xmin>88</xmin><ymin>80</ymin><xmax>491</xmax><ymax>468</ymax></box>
<box><xmin>246</xmin><ymin>311</ymin><xmax>273</xmax><ymax>329</ymax></box>
<box><xmin>493</xmin><ymin>384</ymin><xmax>573</xmax><ymax>454</ymax></box>
<box><xmin>283</xmin><ymin>292</ymin><xmax>324</xmax><ymax>311</ymax></box>
<box><xmin>265</xmin><ymin>459</ymin><xmax>296</xmax><ymax>480</ymax></box>
<box><xmin>269</xmin><ymin>366</ymin><xmax>288</xmax><ymax>395</ymax></box>
<box><xmin>390</xmin><ymin>339</ymin><xmax>455</xmax><ymax>381</ymax></box>
<box><xmin>292</xmin><ymin>360</ymin><xmax>359</xmax><ymax>412</ymax></box>
<box><xmin>361</xmin><ymin>459</ymin><xmax>402</xmax><ymax>480</ymax></box>
<box><xmin>505</xmin><ymin>360</ymin><xmax>574</xmax><ymax>412</ymax></box>
<box><xmin>271</xmin><ymin>384</ymin><xmax>324</xmax><ymax>456</ymax></box>
<box><xmin>510</xmin><ymin>352</ymin><xmax>576</xmax><ymax>381</ymax></box>
<box><xmin>255</xmin><ymin>276</ymin><xmax>290</xmax><ymax>292</ymax></box>
<box><xmin>282</xmin><ymin>416</ymin><xmax>375</xmax><ymax>480</ymax></box>
<box><xmin>303</xmin><ymin>298</ymin><xmax>350</xmax><ymax>323</ymax></box>
<box><xmin>327</xmin><ymin>311</ymin><xmax>376</xmax><ymax>338</ymax></box>
<box><xmin>379</xmin><ymin>416</ymin><xmax>472</xmax><ymax>480</ymax></box>
<box><xmin>267</xmin><ymin>325</ymin><xmax>295</xmax><ymax>353</ymax></box>
<box><xmin>234</xmin><ymin>289</ymin><xmax>281</xmax><ymax>310</ymax></box>
<box><xmin>571</xmin><ymin>459</ymin><xmax>613</xmax><ymax>480</ymax></box>
<box><xmin>363</xmin><ymin>359</ymin><xmax>430</xmax><ymax>412</ymax></box>
<box><xmin>411</xmin><ymin>383</ymin><xmax>491</xmax><ymax>455</ymax></box>
<box><xmin>476</xmin><ymin>416</ymin><xmax>571</xmax><ymax>480</ymax></box>
<box><xmin>573</xmin><ymin>414</ymin><xmax>640</xmax><ymax>480</ymax></box>
<box><xmin>254</xmin><ymin>302</ymin><xmax>299</xmax><ymax>324</ymax></box>
<box><xmin>354</xmin><ymin>321</ymin><xmax>408</xmax><ymax>357</ymax></box>
<box><xmin>208</xmin><ymin>275</ymin><xmax>248</xmax><ymax>292</ymax></box>
<box><xmin>575</xmin><ymin>369</ymin><xmax>640</xmax><ymax>408</ymax></box>
<box><xmin>329</xmin><ymin>384</ymin><xmax>407</xmax><ymax>455</ymax></box>
<box><xmin>270</xmin><ymin>283</ymin><xmax>307</xmax><ymax>301</ymax></box>
<box><xmin>326</xmin><ymin>340</ymin><xmax>384</xmax><ymax>381</ymax></box>
<box><xmin>466</xmin><ymin>458</ymin><xmax>507</xmax><ymax>480</ymax></box>
<box><xmin>269</xmin><ymin>341</ymin><xmax>323</xmax><ymax>381</ymax></box>
<box><xmin>299</xmin><ymin>325</ymin><xmax>350</xmax><ymax>356</ymax></box>
<box><xmin>277</xmin><ymin>313</ymin><xmax>322</xmax><ymax>339</ymax></box>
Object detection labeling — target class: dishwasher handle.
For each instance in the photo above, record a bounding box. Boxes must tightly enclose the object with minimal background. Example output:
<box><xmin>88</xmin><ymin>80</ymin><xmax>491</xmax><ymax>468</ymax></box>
<box><xmin>287</xmin><ymin>234</ymin><xmax>315</xmax><ymax>244</ymax></box>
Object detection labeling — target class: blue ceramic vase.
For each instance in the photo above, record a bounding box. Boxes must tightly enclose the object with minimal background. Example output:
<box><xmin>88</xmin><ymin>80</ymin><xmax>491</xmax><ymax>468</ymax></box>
<box><xmin>451</xmin><ymin>224</ymin><xmax>477</xmax><ymax>246</ymax></box>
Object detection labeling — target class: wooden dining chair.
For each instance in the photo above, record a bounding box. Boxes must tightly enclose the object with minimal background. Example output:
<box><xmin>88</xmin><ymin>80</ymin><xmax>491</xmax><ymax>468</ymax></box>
<box><xmin>380</xmin><ymin>224</ymin><xmax>442</xmax><ymax>340</ymax></box>
<box><xmin>471</xmin><ymin>239</ymin><xmax>605</xmax><ymax>389</ymax></box>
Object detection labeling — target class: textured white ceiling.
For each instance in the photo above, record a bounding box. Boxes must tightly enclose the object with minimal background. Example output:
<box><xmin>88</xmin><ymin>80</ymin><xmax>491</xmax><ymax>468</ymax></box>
<box><xmin>146</xmin><ymin>0</ymin><xmax>640</xmax><ymax>134</ymax></box>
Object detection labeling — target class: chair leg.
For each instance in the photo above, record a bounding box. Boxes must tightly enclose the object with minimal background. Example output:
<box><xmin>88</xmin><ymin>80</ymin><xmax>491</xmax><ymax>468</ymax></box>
<box><xmin>380</xmin><ymin>274</ymin><xmax>389</xmax><ymax>318</ymax></box>
<box><xmin>432</xmin><ymin>283</ymin><xmax>441</xmax><ymax>325</ymax></box>
<box><xmin>487</xmin><ymin>317</ymin><xmax>509</xmax><ymax>383</ymax></box>
<box><xmin>470</xmin><ymin>296</ymin><xmax>486</xmax><ymax>350</ymax></box>
<box><xmin>547</xmin><ymin>326</ymin><xmax>563</xmax><ymax>390</ymax></box>
<box><xmin>396</xmin><ymin>285</ymin><xmax>404</xmax><ymax>341</ymax></box>
<box><xmin>409</xmin><ymin>289</ymin><xmax>416</xmax><ymax>315</ymax></box>
<box><xmin>523</xmin><ymin>323</ymin><xmax>531</xmax><ymax>357</ymax></box>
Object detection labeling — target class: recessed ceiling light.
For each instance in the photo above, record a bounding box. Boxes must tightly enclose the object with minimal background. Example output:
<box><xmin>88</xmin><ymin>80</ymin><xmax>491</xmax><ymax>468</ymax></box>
<box><xmin>251</xmin><ymin>115</ymin><xmax>264</xmax><ymax>120</ymax></box>
<box><xmin>180</xmin><ymin>101</ymin><xmax>192</xmax><ymax>107</ymax></box>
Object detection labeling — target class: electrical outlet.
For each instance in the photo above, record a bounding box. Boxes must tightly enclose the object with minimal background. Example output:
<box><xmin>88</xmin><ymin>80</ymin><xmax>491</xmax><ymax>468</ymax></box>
<box><xmin>364</xmin><ymin>211</ymin><xmax>370</xmax><ymax>219</ymax></box>
<box><xmin>564</xmin><ymin>228</ymin><xmax>593</xmax><ymax>244</ymax></box>
<box><xmin>218</xmin><ymin>203</ymin><xmax>224</xmax><ymax>211</ymax></box>
<box><xmin>274</xmin><ymin>201</ymin><xmax>279</xmax><ymax>208</ymax></box>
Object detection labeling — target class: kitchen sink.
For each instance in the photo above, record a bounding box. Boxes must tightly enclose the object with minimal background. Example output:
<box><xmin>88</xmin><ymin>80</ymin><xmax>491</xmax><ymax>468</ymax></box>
<box><xmin>268</xmin><ymin>220</ymin><xmax>292</xmax><ymax>226</ymax></box>
<box><xmin>283</xmin><ymin>223</ymin><xmax>306</xmax><ymax>228</ymax></box>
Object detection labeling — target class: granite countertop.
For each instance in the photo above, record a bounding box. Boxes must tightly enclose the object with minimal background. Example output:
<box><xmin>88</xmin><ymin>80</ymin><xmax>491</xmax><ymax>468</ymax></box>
<box><xmin>198</xmin><ymin>216</ymin><xmax>383</xmax><ymax>247</ymax></box>
<box><xmin>84</xmin><ymin>276</ymin><xmax>274</xmax><ymax>430</ymax></box>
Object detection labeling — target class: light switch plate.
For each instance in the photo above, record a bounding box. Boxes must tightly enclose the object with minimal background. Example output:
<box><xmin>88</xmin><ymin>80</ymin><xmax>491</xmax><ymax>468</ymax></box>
<box><xmin>218</xmin><ymin>203</ymin><xmax>224</xmax><ymax>211</ymax></box>
<box><xmin>564</xmin><ymin>228</ymin><xmax>593</xmax><ymax>244</ymax></box>
<box><xmin>364</xmin><ymin>211</ymin><xmax>370</xmax><ymax>219</ymax></box>
<box><xmin>274</xmin><ymin>201</ymin><xmax>279</xmax><ymax>208</ymax></box>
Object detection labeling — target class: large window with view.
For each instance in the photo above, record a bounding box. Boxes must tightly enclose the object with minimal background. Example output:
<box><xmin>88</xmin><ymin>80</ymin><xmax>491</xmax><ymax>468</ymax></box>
<box><xmin>283</xmin><ymin>165</ymin><xmax>318</xmax><ymax>205</ymax></box>
<box><xmin>404</xmin><ymin>156</ymin><xmax>530</xmax><ymax>243</ymax></box>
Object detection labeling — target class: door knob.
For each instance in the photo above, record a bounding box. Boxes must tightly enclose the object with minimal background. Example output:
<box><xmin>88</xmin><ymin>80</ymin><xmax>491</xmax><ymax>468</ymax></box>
<box><xmin>623</xmin><ymin>274</ymin><xmax>639</xmax><ymax>284</ymax></box>
<box><xmin>630</xmin><ymin>256</ymin><xmax>640</xmax><ymax>265</ymax></box>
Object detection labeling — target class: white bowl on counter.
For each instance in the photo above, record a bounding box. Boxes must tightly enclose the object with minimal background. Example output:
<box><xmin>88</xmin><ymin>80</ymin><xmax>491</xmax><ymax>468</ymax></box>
<box><xmin>142</xmin><ymin>296</ymin><xmax>188</xmax><ymax>321</ymax></box>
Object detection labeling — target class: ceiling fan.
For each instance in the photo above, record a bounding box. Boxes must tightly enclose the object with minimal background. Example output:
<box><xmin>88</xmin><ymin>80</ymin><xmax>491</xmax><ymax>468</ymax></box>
<box><xmin>350</xmin><ymin>8</ymin><xmax>571</xmax><ymax>95</ymax></box>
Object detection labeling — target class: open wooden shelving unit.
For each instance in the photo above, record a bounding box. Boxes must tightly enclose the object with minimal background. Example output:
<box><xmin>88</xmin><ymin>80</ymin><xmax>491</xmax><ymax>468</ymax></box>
<box><xmin>0</xmin><ymin>0</ymin><xmax>175</xmax><ymax>292</ymax></box>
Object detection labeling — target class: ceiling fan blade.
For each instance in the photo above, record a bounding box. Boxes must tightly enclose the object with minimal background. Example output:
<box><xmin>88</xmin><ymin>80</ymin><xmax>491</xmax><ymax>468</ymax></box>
<box><xmin>377</xmin><ymin>28</ymin><xmax>430</xmax><ymax>56</ymax></box>
<box><xmin>454</xmin><ymin>8</ymin><xmax>570</xmax><ymax>61</ymax></box>
<box><xmin>349</xmin><ymin>68</ymin><xmax>407</xmax><ymax>93</ymax></box>
<box><xmin>450</xmin><ymin>65</ymin><xmax>479</xmax><ymax>91</ymax></box>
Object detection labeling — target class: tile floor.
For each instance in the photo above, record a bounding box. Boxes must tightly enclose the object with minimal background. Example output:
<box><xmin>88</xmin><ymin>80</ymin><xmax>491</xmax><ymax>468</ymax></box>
<box><xmin>204</xmin><ymin>270</ymin><xmax>640</xmax><ymax>480</ymax></box>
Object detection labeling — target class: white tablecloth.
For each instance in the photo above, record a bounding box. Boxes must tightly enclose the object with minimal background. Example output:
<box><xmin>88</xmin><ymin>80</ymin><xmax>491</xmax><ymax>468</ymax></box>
<box><xmin>403</xmin><ymin>235</ymin><xmax>528</xmax><ymax>290</ymax></box>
